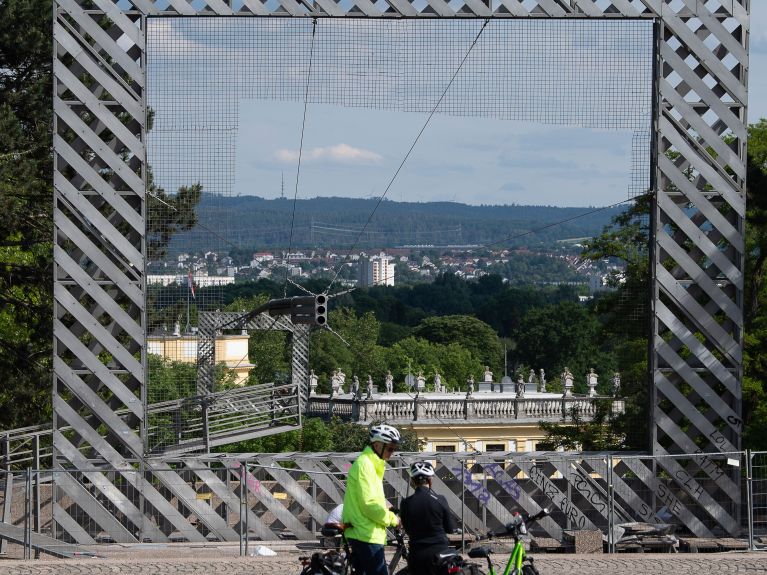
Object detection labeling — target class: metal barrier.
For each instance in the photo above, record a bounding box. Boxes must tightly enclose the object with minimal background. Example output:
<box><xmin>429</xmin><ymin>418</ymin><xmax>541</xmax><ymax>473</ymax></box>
<box><xmin>1</xmin><ymin>450</ymin><xmax>764</xmax><ymax>560</ymax></box>
<box><xmin>749</xmin><ymin>451</ymin><xmax>767</xmax><ymax>547</ymax></box>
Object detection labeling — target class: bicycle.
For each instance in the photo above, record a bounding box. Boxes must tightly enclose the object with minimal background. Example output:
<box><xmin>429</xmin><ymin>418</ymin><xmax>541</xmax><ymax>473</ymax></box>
<box><xmin>389</xmin><ymin>527</ymin><xmax>486</xmax><ymax>575</ymax></box>
<box><xmin>387</xmin><ymin>526</ymin><xmax>409</xmax><ymax>575</ymax></box>
<box><xmin>467</xmin><ymin>508</ymin><xmax>550</xmax><ymax>575</ymax></box>
<box><xmin>298</xmin><ymin>523</ymin><xmax>408</xmax><ymax>575</ymax></box>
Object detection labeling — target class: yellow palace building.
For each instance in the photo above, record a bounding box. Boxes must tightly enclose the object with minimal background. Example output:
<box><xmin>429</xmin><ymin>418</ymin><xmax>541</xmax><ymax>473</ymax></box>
<box><xmin>147</xmin><ymin>328</ymin><xmax>254</xmax><ymax>386</ymax></box>
<box><xmin>305</xmin><ymin>372</ymin><xmax>622</xmax><ymax>454</ymax></box>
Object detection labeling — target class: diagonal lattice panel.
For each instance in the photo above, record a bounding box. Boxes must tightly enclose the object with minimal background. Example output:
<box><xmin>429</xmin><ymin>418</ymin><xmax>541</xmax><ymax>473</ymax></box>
<box><xmin>654</xmin><ymin>0</ymin><xmax>745</xmax><ymax>466</ymax></box>
<box><xmin>53</xmin><ymin>1</ymin><xmax>147</xmax><ymax>471</ymax></box>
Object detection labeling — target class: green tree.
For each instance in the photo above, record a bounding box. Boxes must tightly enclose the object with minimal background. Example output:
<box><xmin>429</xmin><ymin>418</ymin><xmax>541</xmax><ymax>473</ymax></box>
<box><xmin>147</xmin><ymin>354</ymin><xmax>198</xmax><ymax>403</ymax></box>
<box><xmin>538</xmin><ymin>400</ymin><xmax>623</xmax><ymax>451</ymax></box>
<box><xmin>412</xmin><ymin>315</ymin><xmax>503</xmax><ymax>373</ymax></box>
<box><xmin>218</xmin><ymin>416</ymin><xmax>335</xmax><ymax>453</ymax></box>
<box><xmin>476</xmin><ymin>285</ymin><xmax>576</xmax><ymax>337</ymax></box>
<box><xmin>309</xmin><ymin>308</ymin><xmax>385</xmax><ymax>391</ymax></box>
<box><xmin>147</xmin><ymin>180</ymin><xmax>203</xmax><ymax>262</ymax></box>
<box><xmin>743</xmin><ymin>119</ymin><xmax>767</xmax><ymax>449</ymax></box>
<box><xmin>219</xmin><ymin>295</ymin><xmax>292</xmax><ymax>385</ymax></box>
<box><xmin>0</xmin><ymin>0</ymin><xmax>205</xmax><ymax>429</ymax></box>
<box><xmin>512</xmin><ymin>302</ymin><xmax>612</xmax><ymax>393</ymax></box>
<box><xmin>383</xmin><ymin>337</ymin><xmax>483</xmax><ymax>392</ymax></box>
<box><xmin>583</xmin><ymin>195</ymin><xmax>651</xmax><ymax>449</ymax></box>
<box><xmin>0</xmin><ymin>0</ymin><xmax>53</xmax><ymax>430</ymax></box>
<box><xmin>407</xmin><ymin>272</ymin><xmax>473</xmax><ymax>316</ymax></box>
<box><xmin>537</xmin><ymin>196</ymin><xmax>651</xmax><ymax>451</ymax></box>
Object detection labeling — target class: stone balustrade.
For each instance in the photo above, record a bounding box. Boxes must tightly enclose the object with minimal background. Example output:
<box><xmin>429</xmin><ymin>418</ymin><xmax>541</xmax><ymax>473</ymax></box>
<box><xmin>305</xmin><ymin>393</ymin><xmax>624</xmax><ymax>423</ymax></box>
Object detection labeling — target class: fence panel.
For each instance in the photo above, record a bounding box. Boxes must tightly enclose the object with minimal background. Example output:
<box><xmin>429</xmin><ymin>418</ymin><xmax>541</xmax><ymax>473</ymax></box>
<box><xmin>751</xmin><ymin>451</ymin><xmax>767</xmax><ymax>543</ymax></box>
<box><xmin>1</xmin><ymin>451</ymin><xmax>763</xmax><ymax>559</ymax></box>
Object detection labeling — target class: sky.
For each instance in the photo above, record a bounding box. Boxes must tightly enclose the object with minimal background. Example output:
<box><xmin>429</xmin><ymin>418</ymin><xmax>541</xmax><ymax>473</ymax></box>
<box><xmin>235</xmin><ymin>105</ymin><xmax>640</xmax><ymax>207</ymax></box>
<box><xmin>148</xmin><ymin>6</ymin><xmax>767</xmax><ymax>209</ymax></box>
<box><xmin>749</xmin><ymin>2</ymin><xmax>767</xmax><ymax>122</ymax></box>
<box><xmin>229</xmin><ymin>18</ymin><xmax>654</xmax><ymax>207</ymax></box>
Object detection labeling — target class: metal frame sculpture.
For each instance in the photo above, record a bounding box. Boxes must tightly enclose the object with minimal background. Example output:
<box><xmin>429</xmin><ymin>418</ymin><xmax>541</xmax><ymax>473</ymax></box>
<box><xmin>49</xmin><ymin>0</ymin><xmax>749</xmax><ymax>545</ymax></box>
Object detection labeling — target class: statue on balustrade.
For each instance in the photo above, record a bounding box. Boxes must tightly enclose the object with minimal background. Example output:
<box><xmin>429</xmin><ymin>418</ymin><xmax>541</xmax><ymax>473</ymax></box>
<box><xmin>351</xmin><ymin>375</ymin><xmax>361</xmax><ymax>399</ymax></box>
<box><xmin>366</xmin><ymin>374</ymin><xmax>374</xmax><ymax>399</ymax></box>
<box><xmin>561</xmin><ymin>367</ymin><xmax>574</xmax><ymax>397</ymax></box>
<box><xmin>586</xmin><ymin>368</ymin><xmax>598</xmax><ymax>398</ymax></box>
<box><xmin>516</xmin><ymin>374</ymin><xmax>525</xmax><ymax>398</ymax></box>
<box><xmin>528</xmin><ymin>369</ymin><xmax>536</xmax><ymax>384</ymax></box>
<box><xmin>416</xmin><ymin>370</ymin><xmax>426</xmax><ymax>391</ymax></box>
<box><xmin>385</xmin><ymin>370</ymin><xmax>394</xmax><ymax>394</ymax></box>
<box><xmin>308</xmin><ymin>369</ymin><xmax>318</xmax><ymax>396</ymax></box>
<box><xmin>337</xmin><ymin>368</ymin><xmax>346</xmax><ymax>391</ymax></box>
<box><xmin>612</xmin><ymin>372</ymin><xmax>621</xmax><ymax>396</ymax></box>
<box><xmin>330</xmin><ymin>369</ymin><xmax>343</xmax><ymax>395</ymax></box>
<box><xmin>466</xmin><ymin>374</ymin><xmax>475</xmax><ymax>396</ymax></box>
<box><xmin>433</xmin><ymin>371</ymin><xmax>443</xmax><ymax>393</ymax></box>
<box><xmin>539</xmin><ymin>368</ymin><xmax>547</xmax><ymax>392</ymax></box>
<box><xmin>483</xmin><ymin>366</ymin><xmax>493</xmax><ymax>383</ymax></box>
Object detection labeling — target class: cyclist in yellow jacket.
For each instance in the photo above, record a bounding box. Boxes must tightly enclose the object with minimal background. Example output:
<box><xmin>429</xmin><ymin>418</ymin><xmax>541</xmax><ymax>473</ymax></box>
<box><xmin>342</xmin><ymin>424</ymin><xmax>401</xmax><ymax>575</ymax></box>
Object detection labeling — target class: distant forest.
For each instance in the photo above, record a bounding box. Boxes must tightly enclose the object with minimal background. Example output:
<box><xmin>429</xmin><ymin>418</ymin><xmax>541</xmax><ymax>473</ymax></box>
<box><xmin>166</xmin><ymin>195</ymin><xmax>627</xmax><ymax>255</ymax></box>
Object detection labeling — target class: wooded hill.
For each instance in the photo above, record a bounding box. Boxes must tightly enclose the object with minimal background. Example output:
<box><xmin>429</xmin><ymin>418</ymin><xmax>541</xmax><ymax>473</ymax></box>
<box><xmin>167</xmin><ymin>195</ymin><xmax>626</xmax><ymax>254</ymax></box>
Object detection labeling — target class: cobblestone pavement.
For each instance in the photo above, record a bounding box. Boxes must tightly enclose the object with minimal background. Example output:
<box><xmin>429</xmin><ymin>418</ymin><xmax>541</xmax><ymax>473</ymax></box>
<box><xmin>1</xmin><ymin>550</ymin><xmax>767</xmax><ymax>574</ymax></box>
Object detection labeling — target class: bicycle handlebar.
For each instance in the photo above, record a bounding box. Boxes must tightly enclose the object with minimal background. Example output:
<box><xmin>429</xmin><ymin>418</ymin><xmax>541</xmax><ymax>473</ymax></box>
<box><xmin>486</xmin><ymin>507</ymin><xmax>550</xmax><ymax>538</ymax></box>
<box><xmin>526</xmin><ymin>508</ymin><xmax>550</xmax><ymax>524</ymax></box>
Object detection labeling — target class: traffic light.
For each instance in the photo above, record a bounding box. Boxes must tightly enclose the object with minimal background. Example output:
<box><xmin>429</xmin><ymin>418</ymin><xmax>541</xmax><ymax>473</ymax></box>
<box><xmin>315</xmin><ymin>294</ymin><xmax>327</xmax><ymax>326</ymax></box>
<box><xmin>274</xmin><ymin>295</ymin><xmax>327</xmax><ymax>326</ymax></box>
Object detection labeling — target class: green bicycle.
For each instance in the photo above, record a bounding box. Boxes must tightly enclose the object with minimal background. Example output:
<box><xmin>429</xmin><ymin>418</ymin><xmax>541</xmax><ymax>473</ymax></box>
<box><xmin>467</xmin><ymin>508</ymin><xmax>550</xmax><ymax>575</ymax></box>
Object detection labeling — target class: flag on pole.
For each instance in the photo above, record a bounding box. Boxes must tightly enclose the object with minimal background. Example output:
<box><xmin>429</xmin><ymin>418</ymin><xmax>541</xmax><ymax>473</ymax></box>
<box><xmin>187</xmin><ymin>271</ymin><xmax>196</xmax><ymax>299</ymax></box>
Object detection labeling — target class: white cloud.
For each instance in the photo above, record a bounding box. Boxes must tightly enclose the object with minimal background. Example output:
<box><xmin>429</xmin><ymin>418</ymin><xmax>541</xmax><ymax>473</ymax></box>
<box><xmin>274</xmin><ymin>143</ymin><xmax>383</xmax><ymax>165</ymax></box>
<box><xmin>148</xmin><ymin>19</ymin><xmax>206</xmax><ymax>58</ymax></box>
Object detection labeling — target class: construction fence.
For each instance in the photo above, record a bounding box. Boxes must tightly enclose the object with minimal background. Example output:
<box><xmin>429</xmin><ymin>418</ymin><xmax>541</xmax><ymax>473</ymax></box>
<box><xmin>1</xmin><ymin>450</ymin><xmax>766</xmax><ymax>559</ymax></box>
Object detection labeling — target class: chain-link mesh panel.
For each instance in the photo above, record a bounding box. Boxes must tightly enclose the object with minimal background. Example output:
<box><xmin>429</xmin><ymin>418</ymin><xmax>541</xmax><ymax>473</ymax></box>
<box><xmin>145</xmin><ymin>17</ymin><xmax>653</xmax><ymax>441</ymax></box>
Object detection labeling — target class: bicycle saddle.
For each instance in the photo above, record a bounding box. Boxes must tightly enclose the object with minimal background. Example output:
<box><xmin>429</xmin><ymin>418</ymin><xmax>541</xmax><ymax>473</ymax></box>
<box><xmin>433</xmin><ymin>550</ymin><xmax>461</xmax><ymax>566</ymax></box>
<box><xmin>321</xmin><ymin>523</ymin><xmax>345</xmax><ymax>537</ymax></box>
<box><xmin>467</xmin><ymin>546</ymin><xmax>492</xmax><ymax>559</ymax></box>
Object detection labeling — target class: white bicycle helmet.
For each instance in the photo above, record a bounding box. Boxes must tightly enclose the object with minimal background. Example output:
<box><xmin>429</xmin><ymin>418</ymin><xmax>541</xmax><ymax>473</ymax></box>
<box><xmin>369</xmin><ymin>424</ymin><xmax>401</xmax><ymax>445</ymax></box>
<box><xmin>409</xmin><ymin>461</ymin><xmax>435</xmax><ymax>478</ymax></box>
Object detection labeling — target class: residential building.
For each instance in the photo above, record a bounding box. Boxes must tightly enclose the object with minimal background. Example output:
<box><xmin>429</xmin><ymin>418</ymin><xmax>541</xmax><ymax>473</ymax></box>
<box><xmin>358</xmin><ymin>251</ymin><xmax>396</xmax><ymax>287</ymax></box>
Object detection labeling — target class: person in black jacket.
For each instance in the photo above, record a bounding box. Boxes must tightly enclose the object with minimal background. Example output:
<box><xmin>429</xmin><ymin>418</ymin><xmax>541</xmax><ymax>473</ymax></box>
<box><xmin>400</xmin><ymin>461</ymin><xmax>458</xmax><ymax>575</ymax></box>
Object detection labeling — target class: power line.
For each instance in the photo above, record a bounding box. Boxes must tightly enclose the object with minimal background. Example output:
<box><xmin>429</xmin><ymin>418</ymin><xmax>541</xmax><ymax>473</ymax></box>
<box><xmin>325</xmin><ymin>18</ymin><xmax>492</xmax><ymax>295</ymax></box>
<box><xmin>284</xmin><ymin>17</ymin><xmax>318</xmax><ymax>298</ymax></box>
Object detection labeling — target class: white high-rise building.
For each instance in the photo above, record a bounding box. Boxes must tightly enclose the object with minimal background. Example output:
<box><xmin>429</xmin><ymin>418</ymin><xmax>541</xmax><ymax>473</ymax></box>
<box><xmin>359</xmin><ymin>252</ymin><xmax>395</xmax><ymax>287</ymax></box>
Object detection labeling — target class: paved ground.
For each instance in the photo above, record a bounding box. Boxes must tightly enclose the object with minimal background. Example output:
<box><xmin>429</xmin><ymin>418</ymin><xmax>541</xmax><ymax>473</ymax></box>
<box><xmin>1</xmin><ymin>544</ymin><xmax>766</xmax><ymax>575</ymax></box>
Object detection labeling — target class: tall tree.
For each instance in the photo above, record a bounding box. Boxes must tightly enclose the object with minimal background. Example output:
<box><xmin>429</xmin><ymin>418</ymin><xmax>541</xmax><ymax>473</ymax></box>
<box><xmin>0</xmin><ymin>0</ymin><xmax>204</xmax><ymax>429</ymax></box>
<box><xmin>743</xmin><ymin>119</ymin><xmax>767</xmax><ymax>449</ymax></box>
<box><xmin>411</xmin><ymin>314</ymin><xmax>503</xmax><ymax>372</ymax></box>
<box><xmin>536</xmin><ymin>195</ymin><xmax>651</xmax><ymax>450</ymax></box>
<box><xmin>309</xmin><ymin>308</ymin><xmax>385</xmax><ymax>392</ymax></box>
<box><xmin>582</xmin><ymin>195</ymin><xmax>651</xmax><ymax>449</ymax></box>
<box><xmin>512</xmin><ymin>301</ymin><xmax>611</xmax><ymax>392</ymax></box>
<box><xmin>0</xmin><ymin>0</ymin><xmax>53</xmax><ymax>429</ymax></box>
<box><xmin>383</xmin><ymin>337</ymin><xmax>483</xmax><ymax>392</ymax></box>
